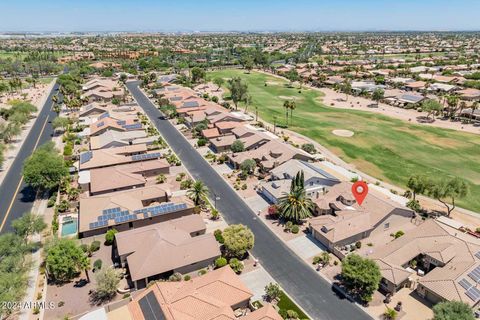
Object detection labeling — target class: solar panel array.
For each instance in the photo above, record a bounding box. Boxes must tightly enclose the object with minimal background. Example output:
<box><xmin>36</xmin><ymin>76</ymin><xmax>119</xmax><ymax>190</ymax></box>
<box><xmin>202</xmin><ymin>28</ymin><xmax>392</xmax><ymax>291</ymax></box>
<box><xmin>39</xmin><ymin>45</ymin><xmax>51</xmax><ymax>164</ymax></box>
<box><xmin>79</xmin><ymin>151</ymin><xmax>93</xmax><ymax>164</ymax></box>
<box><xmin>459</xmin><ymin>278</ymin><xmax>472</xmax><ymax>290</ymax></box>
<box><xmin>131</xmin><ymin>153</ymin><xmax>161</xmax><ymax>162</ymax></box>
<box><xmin>466</xmin><ymin>287</ymin><xmax>480</xmax><ymax>302</ymax></box>
<box><xmin>98</xmin><ymin>112</ymin><xmax>110</xmax><ymax>120</ymax></box>
<box><xmin>468</xmin><ymin>266</ymin><xmax>480</xmax><ymax>283</ymax></box>
<box><xmin>475</xmin><ymin>251</ymin><xmax>480</xmax><ymax>259</ymax></box>
<box><xmin>88</xmin><ymin>203</ymin><xmax>187</xmax><ymax>230</ymax></box>
<box><xmin>116</xmin><ymin>120</ymin><xmax>126</xmax><ymax>126</ymax></box>
<box><xmin>134</xmin><ymin>202</ymin><xmax>188</xmax><ymax>217</ymax></box>
<box><xmin>139</xmin><ymin>291</ymin><xmax>166</xmax><ymax>320</ymax></box>
<box><xmin>123</xmin><ymin>123</ymin><xmax>142</xmax><ymax>130</ymax></box>
<box><xmin>183</xmin><ymin>101</ymin><xmax>199</xmax><ymax>108</ymax></box>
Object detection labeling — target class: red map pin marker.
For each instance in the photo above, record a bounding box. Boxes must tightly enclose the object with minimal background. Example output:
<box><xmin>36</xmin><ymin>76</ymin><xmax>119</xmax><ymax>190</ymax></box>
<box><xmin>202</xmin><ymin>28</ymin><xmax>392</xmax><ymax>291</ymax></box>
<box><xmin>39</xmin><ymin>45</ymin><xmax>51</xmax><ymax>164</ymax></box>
<box><xmin>352</xmin><ymin>181</ymin><xmax>368</xmax><ymax>206</ymax></box>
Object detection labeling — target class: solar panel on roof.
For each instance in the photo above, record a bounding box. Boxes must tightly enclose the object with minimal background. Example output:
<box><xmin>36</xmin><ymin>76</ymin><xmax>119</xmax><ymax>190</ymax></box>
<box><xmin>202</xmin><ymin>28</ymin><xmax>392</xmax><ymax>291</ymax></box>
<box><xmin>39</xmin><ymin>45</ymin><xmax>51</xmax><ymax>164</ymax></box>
<box><xmin>99</xmin><ymin>112</ymin><xmax>110</xmax><ymax>120</ymax></box>
<box><xmin>475</xmin><ymin>251</ymin><xmax>480</xmax><ymax>259</ymax></box>
<box><xmin>79</xmin><ymin>151</ymin><xmax>93</xmax><ymax>164</ymax></box>
<box><xmin>468</xmin><ymin>266</ymin><xmax>480</xmax><ymax>283</ymax></box>
<box><xmin>117</xmin><ymin>120</ymin><xmax>126</xmax><ymax>125</ymax></box>
<box><xmin>466</xmin><ymin>287</ymin><xmax>480</xmax><ymax>301</ymax></box>
<box><xmin>459</xmin><ymin>278</ymin><xmax>472</xmax><ymax>290</ymax></box>
<box><xmin>96</xmin><ymin>121</ymin><xmax>105</xmax><ymax>128</ymax></box>
<box><xmin>124</xmin><ymin>123</ymin><xmax>142</xmax><ymax>130</ymax></box>
<box><xmin>138</xmin><ymin>291</ymin><xmax>166</xmax><ymax>320</ymax></box>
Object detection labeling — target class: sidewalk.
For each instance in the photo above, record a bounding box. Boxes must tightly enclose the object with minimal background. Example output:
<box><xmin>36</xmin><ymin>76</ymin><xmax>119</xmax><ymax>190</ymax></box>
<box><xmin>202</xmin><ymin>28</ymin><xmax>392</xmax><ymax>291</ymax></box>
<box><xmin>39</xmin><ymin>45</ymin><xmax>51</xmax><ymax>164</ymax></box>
<box><xmin>0</xmin><ymin>79</ymin><xmax>56</xmax><ymax>186</ymax></box>
<box><xmin>18</xmin><ymin>194</ymin><xmax>47</xmax><ymax>320</ymax></box>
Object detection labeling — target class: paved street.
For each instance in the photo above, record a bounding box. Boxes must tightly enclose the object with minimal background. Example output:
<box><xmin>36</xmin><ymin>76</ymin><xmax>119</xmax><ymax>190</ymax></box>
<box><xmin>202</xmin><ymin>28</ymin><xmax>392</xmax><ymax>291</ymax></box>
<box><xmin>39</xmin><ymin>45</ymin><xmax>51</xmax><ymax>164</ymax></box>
<box><xmin>126</xmin><ymin>81</ymin><xmax>372</xmax><ymax>320</ymax></box>
<box><xmin>0</xmin><ymin>82</ymin><xmax>59</xmax><ymax>233</ymax></box>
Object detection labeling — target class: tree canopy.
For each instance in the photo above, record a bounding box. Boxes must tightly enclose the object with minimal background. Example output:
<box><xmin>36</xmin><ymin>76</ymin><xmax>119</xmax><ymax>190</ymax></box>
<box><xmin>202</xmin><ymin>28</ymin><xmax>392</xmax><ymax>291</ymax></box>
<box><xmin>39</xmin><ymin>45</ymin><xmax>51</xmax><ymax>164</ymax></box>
<box><xmin>22</xmin><ymin>142</ymin><xmax>69</xmax><ymax>190</ymax></box>
<box><xmin>231</xmin><ymin>139</ymin><xmax>245</xmax><ymax>153</ymax></box>
<box><xmin>94</xmin><ymin>267</ymin><xmax>121</xmax><ymax>301</ymax></box>
<box><xmin>426</xmin><ymin>177</ymin><xmax>469</xmax><ymax>216</ymax></box>
<box><xmin>422</xmin><ymin>99</ymin><xmax>443</xmax><ymax>120</ymax></box>
<box><xmin>432</xmin><ymin>301</ymin><xmax>474</xmax><ymax>320</ymax></box>
<box><xmin>228</xmin><ymin>77</ymin><xmax>249</xmax><ymax>110</ymax></box>
<box><xmin>12</xmin><ymin>212</ymin><xmax>46</xmax><ymax>240</ymax></box>
<box><xmin>240</xmin><ymin>159</ymin><xmax>256</xmax><ymax>175</ymax></box>
<box><xmin>45</xmin><ymin>238</ymin><xmax>90</xmax><ymax>282</ymax></box>
<box><xmin>222</xmin><ymin>224</ymin><xmax>254</xmax><ymax>258</ymax></box>
<box><xmin>341</xmin><ymin>254</ymin><xmax>381</xmax><ymax>303</ymax></box>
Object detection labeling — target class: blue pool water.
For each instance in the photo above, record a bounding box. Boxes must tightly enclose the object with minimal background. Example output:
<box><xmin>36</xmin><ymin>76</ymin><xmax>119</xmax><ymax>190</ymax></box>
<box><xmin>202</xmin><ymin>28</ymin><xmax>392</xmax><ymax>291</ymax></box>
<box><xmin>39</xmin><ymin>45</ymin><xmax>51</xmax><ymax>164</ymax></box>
<box><xmin>61</xmin><ymin>218</ymin><xmax>78</xmax><ymax>237</ymax></box>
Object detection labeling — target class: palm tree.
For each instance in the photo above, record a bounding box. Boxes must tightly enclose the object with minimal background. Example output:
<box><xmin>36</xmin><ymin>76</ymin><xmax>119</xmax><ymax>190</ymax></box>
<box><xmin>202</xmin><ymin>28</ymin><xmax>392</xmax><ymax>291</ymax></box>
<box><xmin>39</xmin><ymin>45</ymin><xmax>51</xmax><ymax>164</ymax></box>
<box><xmin>471</xmin><ymin>101</ymin><xmax>479</xmax><ymax>120</ymax></box>
<box><xmin>289</xmin><ymin>101</ymin><xmax>296</xmax><ymax>126</ymax></box>
<box><xmin>187</xmin><ymin>181</ymin><xmax>209</xmax><ymax>206</ymax></box>
<box><xmin>283</xmin><ymin>100</ymin><xmax>290</xmax><ymax>125</ymax></box>
<box><xmin>342</xmin><ymin>80</ymin><xmax>352</xmax><ymax>102</ymax></box>
<box><xmin>278</xmin><ymin>171</ymin><xmax>313</xmax><ymax>223</ymax></box>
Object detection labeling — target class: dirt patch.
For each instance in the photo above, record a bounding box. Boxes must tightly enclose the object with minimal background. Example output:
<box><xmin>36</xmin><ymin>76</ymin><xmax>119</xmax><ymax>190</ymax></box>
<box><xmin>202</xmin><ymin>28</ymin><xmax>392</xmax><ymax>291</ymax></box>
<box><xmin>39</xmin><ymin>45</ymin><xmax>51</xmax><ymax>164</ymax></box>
<box><xmin>332</xmin><ymin>129</ymin><xmax>354</xmax><ymax>137</ymax></box>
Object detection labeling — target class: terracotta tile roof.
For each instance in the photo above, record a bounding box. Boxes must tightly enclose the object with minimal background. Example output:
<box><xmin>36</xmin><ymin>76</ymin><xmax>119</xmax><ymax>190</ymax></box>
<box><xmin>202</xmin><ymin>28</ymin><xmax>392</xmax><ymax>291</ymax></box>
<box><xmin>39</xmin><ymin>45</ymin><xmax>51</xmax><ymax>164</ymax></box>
<box><xmin>129</xmin><ymin>267</ymin><xmax>254</xmax><ymax>320</ymax></box>
<box><xmin>370</xmin><ymin>220</ymin><xmax>480</xmax><ymax>306</ymax></box>
<box><xmin>116</xmin><ymin>215</ymin><xmax>219</xmax><ymax>282</ymax></box>
<box><xmin>202</xmin><ymin>128</ymin><xmax>221</xmax><ymax>139</ymax></box>
<box><xmin>79</xmin><ymin>185</ymin><xmax>172</xmax><ymax>233</ymax></box>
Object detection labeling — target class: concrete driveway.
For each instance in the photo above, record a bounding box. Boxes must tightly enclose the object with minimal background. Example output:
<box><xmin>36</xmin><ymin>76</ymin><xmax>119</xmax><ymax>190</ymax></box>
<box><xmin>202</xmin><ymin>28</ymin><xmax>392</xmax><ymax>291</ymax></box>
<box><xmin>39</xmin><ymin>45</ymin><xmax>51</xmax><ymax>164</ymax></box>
<box><xmin>240</xmin><ymin>267</ymin><xmax>276</xmax><ymax>302</ymax></box>
<box><xmin>286</xmin><ymin>234</ymin><xmax>327</xmax><ymax>260</ymax></box>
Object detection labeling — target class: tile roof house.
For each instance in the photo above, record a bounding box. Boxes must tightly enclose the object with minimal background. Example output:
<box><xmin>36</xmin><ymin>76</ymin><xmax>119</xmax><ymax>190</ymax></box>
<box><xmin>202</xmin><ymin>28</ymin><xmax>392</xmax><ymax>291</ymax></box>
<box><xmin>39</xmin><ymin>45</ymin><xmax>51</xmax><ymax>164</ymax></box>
<box><xmin>260</xmin><ymin>160</ymin><xmax>341</xmax><ymax>204</ymax></box>
<box><xmin>309</xmin><ymin>182</ymin><xmax>414</xmax><ymax>252</ymax></box>
<box><xmin>89</xmin><ymin>117</ymin><xmax>143</xmax><ymax>137</ymax></box>
<box><xmin>78</xmin><ymin>185</ymin><xmax>193</xmax><ymax>238</ymax></box>
<box><xmin>457</xmin><ymin>88</ymin><xmax>480</xmax><ymax>101</ymax></box>
<box><xmin>228</xmin><ymin>140</ymin><xmax>313</xmax><ymax>172</ymax></box>
<box><xmin>78</xmin><ymin>145</ymin><xmax>157</xmax><ymax>171</ymax></box>
<box><xmin>405</xmin><ymin>81</ymin><xmax>427</xmax><ymax>91</ymax></box>
<box><xmin>126</xmin><ymin>266</ymin><xmax>282</xmax><ymax>320</ymax></box>
<box><xmin>115</xmin><ymin>214</ymin><xmax>220</xmax><ymax>289</ymax></box>
<box><xmin>369</xmin><ymin>219</ymin><xmax>480</xmax><ymax>307</ymax></box>
<box><xmin>89</xmin><ymin>130</ymin><xmax>155</xmax><ymax>150</ymax></box>
<box><xmin>87</xmin><ymin>159</ymin><xmax>170</xmax><ymax>196</ymax></box>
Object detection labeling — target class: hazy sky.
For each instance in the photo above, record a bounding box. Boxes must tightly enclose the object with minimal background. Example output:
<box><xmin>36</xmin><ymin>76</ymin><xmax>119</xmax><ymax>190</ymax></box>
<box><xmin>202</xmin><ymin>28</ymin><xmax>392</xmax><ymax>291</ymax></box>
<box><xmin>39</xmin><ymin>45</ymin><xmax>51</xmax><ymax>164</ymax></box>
<box><xmin>2</xmin><ymin>0</ymin><xmax>480</xmax><ymax>32</ymax></box>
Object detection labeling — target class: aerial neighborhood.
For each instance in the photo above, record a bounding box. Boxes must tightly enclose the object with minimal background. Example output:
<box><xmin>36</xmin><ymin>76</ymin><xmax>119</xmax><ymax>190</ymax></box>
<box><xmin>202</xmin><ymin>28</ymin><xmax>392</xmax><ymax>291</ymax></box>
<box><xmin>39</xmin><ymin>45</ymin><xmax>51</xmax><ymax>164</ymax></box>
<box><xmin>1</xmin><ymin>14</ymin><xmax>480</xmax><ymax>320</ymax></box>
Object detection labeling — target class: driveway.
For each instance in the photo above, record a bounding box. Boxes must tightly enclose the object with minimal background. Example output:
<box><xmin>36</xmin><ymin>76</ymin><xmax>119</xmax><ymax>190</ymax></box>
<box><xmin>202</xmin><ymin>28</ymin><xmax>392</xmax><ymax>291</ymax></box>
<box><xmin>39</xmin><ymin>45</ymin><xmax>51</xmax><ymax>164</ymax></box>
<box><xmin>286</xmin><ymin>235</ymin><xmax>327</xmax><ymax>260</ymax></box>
<box><xmin>240</xmin><ymin>267</ymin><xmax>276</xmax><ymax>302</ymax></box>
<box><xmin>126</xmin><ymin>81</ymin><xmax>372</xmax><ymax>320</ymax></box>
<box><xmin>245</xmin><ymin>194</ymin><xmax>270</xmax><ymax>213</ymax></box>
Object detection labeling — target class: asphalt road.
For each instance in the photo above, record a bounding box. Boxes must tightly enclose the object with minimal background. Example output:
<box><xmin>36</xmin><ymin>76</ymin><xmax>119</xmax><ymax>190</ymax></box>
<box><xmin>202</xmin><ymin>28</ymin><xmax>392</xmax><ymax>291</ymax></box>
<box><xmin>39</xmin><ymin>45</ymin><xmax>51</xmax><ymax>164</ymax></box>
<box><xmin>0</xmin><ymin>82</ymin><xmax>59</xmax><ymax>233</ymax></box>
<box><xmin>126</xmin><ymin>81</ymin><xmax>372</xmax><ymax>320</ymax></box>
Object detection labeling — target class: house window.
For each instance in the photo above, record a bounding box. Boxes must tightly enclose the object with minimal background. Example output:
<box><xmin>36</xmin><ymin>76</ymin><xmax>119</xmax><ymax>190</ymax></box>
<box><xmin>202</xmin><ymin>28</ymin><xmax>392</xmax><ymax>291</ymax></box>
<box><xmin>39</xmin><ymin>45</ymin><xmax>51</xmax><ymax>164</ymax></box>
<box><xmin>384</xmin><ymin>222</ymin><xmax>390</xmax><ymax>229</ymax></box>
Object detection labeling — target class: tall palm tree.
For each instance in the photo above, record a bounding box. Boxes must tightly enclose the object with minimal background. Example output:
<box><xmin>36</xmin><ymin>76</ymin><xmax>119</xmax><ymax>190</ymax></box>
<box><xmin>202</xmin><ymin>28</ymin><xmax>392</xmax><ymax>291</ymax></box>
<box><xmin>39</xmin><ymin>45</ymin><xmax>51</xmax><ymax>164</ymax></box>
<box><xmin>289</xmin><ymin>101</ymin><xmax>296</xmax><ymax>125</ymax></box>
<box><xmin>471</xmin><ymin>101</ymin><xmax>479</xmax><ymax>120</ymax></box>
<box><xmin>283</xmin><ymin>100</ymin><xmax>290</xmax><ymax>125</ymax></box>
<box><xmin>278</xmin><ymin>171</ymin><xmax>313</xmax><ymax>223</ymax></box>
<box><xmin>187</xmin><ymin>181</ymin><xmax>209</xmax><ymax>206</ymax></box>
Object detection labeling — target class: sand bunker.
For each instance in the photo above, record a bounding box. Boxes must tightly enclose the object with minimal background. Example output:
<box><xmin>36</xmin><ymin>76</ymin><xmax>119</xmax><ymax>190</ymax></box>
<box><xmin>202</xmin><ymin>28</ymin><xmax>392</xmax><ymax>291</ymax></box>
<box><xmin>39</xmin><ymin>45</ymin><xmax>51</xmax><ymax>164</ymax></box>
<box><xmin>332</xmin><ymin>129</ymin><xmax>354</xmax><ymax>137</ymax></box>
<box><xmin>279</xmin><ymin>95</ymin><xmax>303</xmax><ymax>101</ymax></box>
<box><xmin>266</xmin><ymin>81</ymin><xmax>283</xmax><ymax>86</ymax></box>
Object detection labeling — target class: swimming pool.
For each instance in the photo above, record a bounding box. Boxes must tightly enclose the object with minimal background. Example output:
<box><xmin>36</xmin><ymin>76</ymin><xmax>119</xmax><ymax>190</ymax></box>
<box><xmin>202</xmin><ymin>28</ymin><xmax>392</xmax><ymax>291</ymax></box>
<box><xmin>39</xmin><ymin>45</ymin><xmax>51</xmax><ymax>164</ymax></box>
<box><xmin>61</xmin><ymin>217</ymin><xmax>78</xmax><ymax>237</ymax></box>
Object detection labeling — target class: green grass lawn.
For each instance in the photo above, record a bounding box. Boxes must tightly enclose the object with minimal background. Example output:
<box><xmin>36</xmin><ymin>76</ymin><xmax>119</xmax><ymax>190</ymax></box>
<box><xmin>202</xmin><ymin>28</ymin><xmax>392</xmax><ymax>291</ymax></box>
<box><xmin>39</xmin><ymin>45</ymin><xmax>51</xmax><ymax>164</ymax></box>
<box><xmin>207</xmin><ymin>69</ymin><xmax>480</xmax><ymax>213</ymax></box>
<box><xmin>277</xmin><ymin>291</ymin><xmax>309</xmax><ymax>319</ymax></box>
